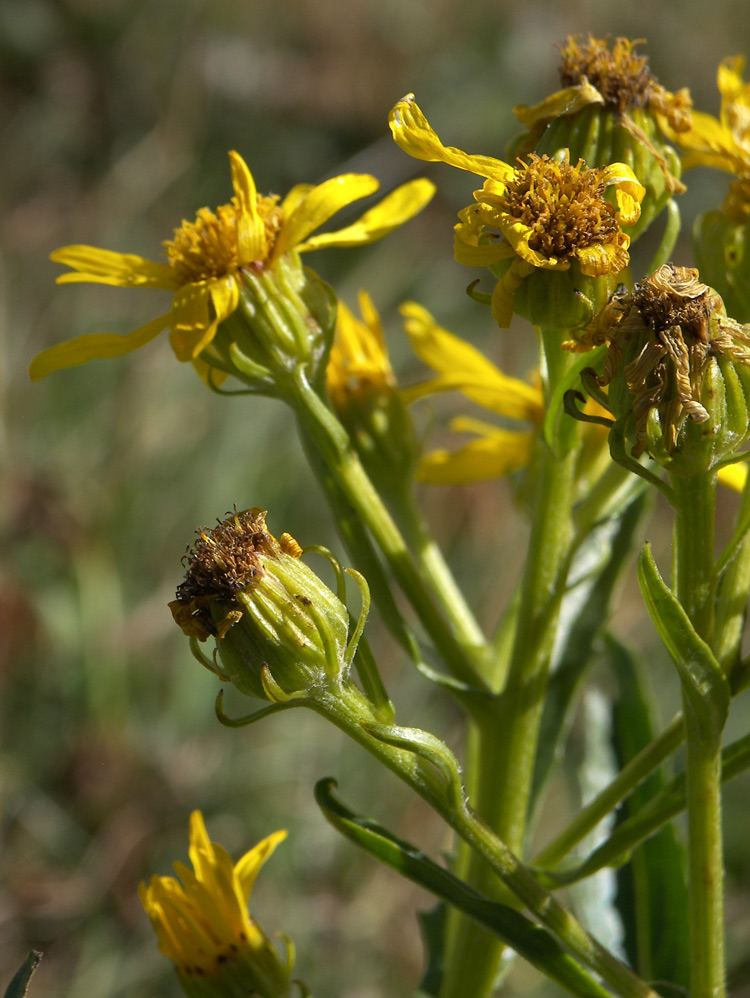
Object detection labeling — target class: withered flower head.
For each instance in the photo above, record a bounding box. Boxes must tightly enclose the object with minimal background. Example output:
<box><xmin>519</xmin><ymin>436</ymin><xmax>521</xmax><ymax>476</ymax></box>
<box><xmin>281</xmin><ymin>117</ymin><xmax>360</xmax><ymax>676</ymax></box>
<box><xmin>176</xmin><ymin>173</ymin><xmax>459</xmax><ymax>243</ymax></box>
<box><xmin>570</xmin><ymin>264</ymin><xmax>750</xmax><ymax>474</ymax></box>
<box><xmin>511</xmin><ymin>36</ymin><xmax>692</xmax><ymax>236</ymax></box>
<box><xmin>558</xmin><ymin>35</ymin><xmax>692</xmax><ymax>128</ymax></box>
<box><xmin>170</xmin><ymin>508</ymin><xmax>352</xmax><ymax>700</ymax></box>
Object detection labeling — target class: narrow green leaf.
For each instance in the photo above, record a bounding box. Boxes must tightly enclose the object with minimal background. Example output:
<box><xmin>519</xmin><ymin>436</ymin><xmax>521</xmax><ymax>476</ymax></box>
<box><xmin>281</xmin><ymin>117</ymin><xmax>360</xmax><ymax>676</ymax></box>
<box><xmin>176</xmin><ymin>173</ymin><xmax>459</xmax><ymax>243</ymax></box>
<box><xmin>636</xmin><ymin>544</ymin><xmax>730</xmax><ymax>745</ymax></box>
<box><xmin>314</xmin><ymin>779</ymin><xmax>614</xmax><ymax>998</ymax></box>
<box><xmin>417</xmin><ymin>903</ymin><xmax>447</xmax><ymax>997</ymax></box>
<box><xmin>532</xmin><ymin>493</ymin><xmax>647</xmax><ymax>808</ymax></box>
<box><xmin>3</xmin><ymin>952</ymin><xmax>41</xmax><ymax>998</ymax></box>
<box><xmin>610</xmin><ymin>639</ymin><xmax>690</xmax><ymax>990</ymax></box>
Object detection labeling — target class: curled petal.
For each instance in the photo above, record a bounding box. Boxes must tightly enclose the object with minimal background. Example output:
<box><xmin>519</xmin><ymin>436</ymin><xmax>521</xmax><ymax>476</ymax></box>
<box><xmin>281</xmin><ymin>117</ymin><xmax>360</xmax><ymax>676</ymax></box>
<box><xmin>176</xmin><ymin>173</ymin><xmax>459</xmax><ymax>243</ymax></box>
<box><xmin>389</xmin><ymin>94</ymin><xmax>514</xmax><ymax>181</ymax></box>
<box><xmin>29</xmin><ymin>312</ymin><xmax>170</xmax><ymax>379</ymax></box>
<box><xmin>599</xmin><ymin>163</ymin><xmax>646</xmax><ymax>206</ymax></box>
<box><xmin>274</xmin><ymin>174</ymin><xmax>381</xmax><ymax>257</ymax></box>
<box><xmin>298</xmin><ymin>178</ymin><xmax>436</xmax><ymax>251</ymax></box>
<box><xmin>513</xmin><ymin>81</ymin><xmax>605</xmax><ymax>127</ymax></box>
<box><xmin>500</xmin><ymin>217</ymin><xmax>564</xmax><ymax>270</ymax></box>
<box><xmin>576</xmin><ymin>236</ymin><xmax>630</xmax><ymax>277</ymax></box>
<box><xmin>51</xmin><ymin>245</ymin><xmax>177</xmax><ymax>289</ymax></box>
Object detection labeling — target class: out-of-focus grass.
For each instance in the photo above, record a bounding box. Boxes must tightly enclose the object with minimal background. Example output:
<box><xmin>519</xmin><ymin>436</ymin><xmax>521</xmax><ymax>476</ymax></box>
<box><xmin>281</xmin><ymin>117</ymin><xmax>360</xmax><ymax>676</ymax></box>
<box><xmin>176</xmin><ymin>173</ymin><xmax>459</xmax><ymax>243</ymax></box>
<box><xmin>2</xmin><ymin>1</ymin><xmax>750</xmax><ymax>996</ymax></box>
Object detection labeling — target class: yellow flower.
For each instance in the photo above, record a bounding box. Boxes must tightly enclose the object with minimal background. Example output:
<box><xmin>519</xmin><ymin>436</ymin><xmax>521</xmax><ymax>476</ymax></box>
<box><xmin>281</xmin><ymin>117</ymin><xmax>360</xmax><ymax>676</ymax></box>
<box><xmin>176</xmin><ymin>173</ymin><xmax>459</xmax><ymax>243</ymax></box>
<box><xmin>139</xmin><ymin>811</ymin><xmax>291</xmax><ymax>995</ymax></box>
<box><xmin>32</xmin><ymin>151</ymin><xmax>435</xmax><ymax>380</ymax></box>
<box><xmin>326</xmin><ymin>290</ymin><xmax>395</xmax><ymax>412</ymax></box>
<box><xmin>399</xmin><ymin>302</ymin><xmax>543</xmax><ymax>483</ymax></box>
<box><xmin>674</xmin><ymin>56</ymin><xmax>750</xmax><ymax>179</ymax></box>
<box><xmin>389</xmin><ymin>95</ymin><xmax>644</xmax><ymax>327</ymax></box>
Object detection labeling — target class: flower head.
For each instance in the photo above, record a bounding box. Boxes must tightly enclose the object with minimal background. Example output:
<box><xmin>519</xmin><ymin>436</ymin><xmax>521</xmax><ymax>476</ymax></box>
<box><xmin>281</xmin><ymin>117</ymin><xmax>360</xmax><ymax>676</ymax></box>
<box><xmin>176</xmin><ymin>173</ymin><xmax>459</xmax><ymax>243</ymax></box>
<box><xmin>512</xmin><ymin>35</ymin><xmax>691</xmax><ymax>209</ymax></box>
<box><xmin>326</xmin><ymin>293</ymin><xmax>419</xmax><ymax>491</ymax></box>
<box><xmin>327</xmin><ymin>291</ymin><xmax>396</xmax><ymax>411</ymax></box>
<box><xmin>139</xmin><ymin>811</ymin><xmax>292</xmax><ymax>998</ymax></box>
<box><xmin>33</xmin><ymin>151</ymin><xmax>434</xmax><ymax>380</ymax></box>
<box><xmin>170</xmin><ymin>508</ymin><xmax>353</xmax><ymax>700</ymax></box>
<box><xmin>389</xmin><ymin>95</ymin><xmax>644</xmax><ymax>328</ymax></box>
<box><xmin>571</xmin><ymin>264</ymin><xmax>750</xmax><ymax>475</ymax></box>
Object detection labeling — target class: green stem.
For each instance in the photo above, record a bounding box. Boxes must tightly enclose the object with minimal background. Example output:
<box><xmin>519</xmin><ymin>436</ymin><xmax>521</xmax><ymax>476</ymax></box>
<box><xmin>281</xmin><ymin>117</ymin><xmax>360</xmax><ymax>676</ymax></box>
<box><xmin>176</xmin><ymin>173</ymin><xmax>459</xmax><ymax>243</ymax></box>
<box><xmin>671</xmin><ymin>472</ymin><xmax>726</xmax><ymax>998</ymax></box>
<box><xmin>309</xmin><ymin>686</ymin><xmax>657</xmax><ymax>998</ymax></box>
<box><xmin>440</xmin><ymin>329</ymin><xmax>580</xmax><ymax>998</ymax></box>
<box><xmin>290</xmin><ymin>367</ymin><xmax>487</xmax><ymax>690</ymax></box>
<box><xmin>395</xmin><ymin>489</ymin><xmax>487</xmax><ymax>649</ymax></box>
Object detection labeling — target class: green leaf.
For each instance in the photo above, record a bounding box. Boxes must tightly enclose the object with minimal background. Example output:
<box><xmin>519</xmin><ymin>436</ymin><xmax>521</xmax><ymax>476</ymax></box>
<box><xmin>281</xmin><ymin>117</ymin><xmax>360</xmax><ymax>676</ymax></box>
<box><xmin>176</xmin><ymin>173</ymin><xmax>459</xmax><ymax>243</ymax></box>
<box><xmin>417</xmin><ymin>903</ymin><xmax>447</xmax><ymax>997</ymax></box>
<box><xmin>532</xmin><ymin>492</ymin><xmax>647</xmax><ymax>809</ymax></box>
<box><xmin>314</xmin><ymin>779</ymin><xmax>614</xmax><ymax>998</ymax></box>
<box><xmin>637</xmin><ymin>544</ymin><xmax>730</xmax><ymax>746</ymax></box>
<box><xmin>3</xmin><ymin>952</ymin><xmax>41</xmax><ymax>998</ymax></box>
<box><xmin>610</xmin><ymin>639</ymin><xmax>690</xmax><ymax>990</ymax></box>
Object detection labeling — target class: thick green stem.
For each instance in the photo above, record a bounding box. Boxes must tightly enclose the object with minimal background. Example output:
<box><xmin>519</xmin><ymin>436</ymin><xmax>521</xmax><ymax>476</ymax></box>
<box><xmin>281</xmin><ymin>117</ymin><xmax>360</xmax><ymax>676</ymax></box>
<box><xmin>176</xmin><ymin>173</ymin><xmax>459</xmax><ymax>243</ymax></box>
<box><xmin>309</xmin><ymin>686</ymin><xmax>657</xmax><ymax>998</ymax></box>
<box><xmin>671</xmin><ymin>472</ymin><xmax>726</xmax><ymax>998</ymax></box>
<box><xmin>439</xmin><ymin>329</ymin><xmax>579</xmax><ymax>998</ymax></box>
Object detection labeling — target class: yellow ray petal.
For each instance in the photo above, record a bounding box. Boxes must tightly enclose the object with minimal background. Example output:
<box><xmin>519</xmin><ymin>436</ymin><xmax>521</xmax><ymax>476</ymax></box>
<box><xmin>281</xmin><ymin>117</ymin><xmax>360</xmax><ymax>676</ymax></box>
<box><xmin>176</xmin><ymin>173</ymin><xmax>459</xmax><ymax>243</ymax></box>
<box><xmin>274</xmin><ymin>174</ymin><xmax>381</xmax><ymax>257</ymax></box>
<box><xmin>50</xmin><ymin>245</ymin><xmax>177</xmax><ymax>289</ymax></box>
<box><xmin>169</xmin><ymin>282</ymin><xmax>212</xmax><ymax>361</ymax></box>
<box><xmin>29</xmin><ymin>311</ymin><xmax>170</xmax><ymax>379</ymax></box>
<box><xmin>234</xmin><ymin>829</ymin><xmax>288</xmax><ymax>898</ymax></box>
<box><xmin>389</xmin><ymin>94</ymin><xmax>514</xmax><ymax>181</ymax></box>
<box><xmin>418</xmin><ymin>426</ymin><xmax>535</xmax><ymax>484</ymax></box>
<box><xmin>297</xmin><ymin>178</ymin><xmax>436</xmax><ymax>251</ymax></box>
<box><xmin>718</xmin><ymin>461</ymin><xmax>748</xmax><ymax>491</ymax></box>
<box><xmin>513</xmin><ymin>81</ymin><xmax>605</xmax><ymax>127</ymax></box>
<box><xmin>229</xmin><ymin>150</ymin><xmax>268</xmax><ymax>263</ymax></box>
<box><xmin>400</xmin><ymin>302</ymin><xmax>542</xmax><ymax>421</ymax></box>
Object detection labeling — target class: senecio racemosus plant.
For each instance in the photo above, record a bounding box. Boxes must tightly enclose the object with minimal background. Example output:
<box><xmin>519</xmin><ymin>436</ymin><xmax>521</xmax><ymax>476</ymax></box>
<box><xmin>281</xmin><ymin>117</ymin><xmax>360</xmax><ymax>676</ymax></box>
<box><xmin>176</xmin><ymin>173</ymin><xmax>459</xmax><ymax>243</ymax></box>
<box><xmin>19</xmin><ymin>32</ymin><xmax>750</xmax><ymax>998</ymax></box>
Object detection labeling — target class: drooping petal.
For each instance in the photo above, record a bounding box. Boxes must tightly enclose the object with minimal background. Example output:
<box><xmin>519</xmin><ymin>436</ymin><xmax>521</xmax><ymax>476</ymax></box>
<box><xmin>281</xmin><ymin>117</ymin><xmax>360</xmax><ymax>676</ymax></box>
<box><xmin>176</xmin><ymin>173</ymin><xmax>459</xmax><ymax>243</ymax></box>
<box><xmin>29</xmin><ymin>311</ymin><xmax>170</xmax><ymax>379</ymax></box>
<box><xmin>513</xmin><ymin>81</ymin><xmax>605</xmax><ymax>127</ymax></box>
<box><xmin>400</xmin><ymin>302</ymin><xmax>543</xmax><ymax>421</ymax></box>
<box><xmin>51</xmin><ymin>245</ymin><xmax>178</xmax><ymax>289</ymax></box>
<box><xmin>490</xmin><ymin>259</ymin><xmax>534</xmax><ymax>328</ymax></box>
<box><xmin>297</xmin><ymin>178</ymin><xmax>436</xmax><ymax>251</ymax></box>
<box><xmin>274</xmin><ymin>174</ymin><xmax>381</xmax><ymax>258</ymax></box>
<box><xmin>418</xmin><ymin>419</ymin><xmax>535</xmax><ymax>484</ymax></box>
<box><xmin>229</xmin><ymin>150</ymin><xmax>269</xmax><ymax>263</ymax></box>
<box><xmin>453</xmin><ymin>205</ymin><xmax>514</xmax><ymax>266</ymax></box>
<box><xmin>169</xmin><ymin>282</ymin><xmax>212</xmax><ymax>361</ymax></box>
<box><xmin>389</xmin><ymin>94</ymin><xmax>514</xmax><ymax>181</ymax></box>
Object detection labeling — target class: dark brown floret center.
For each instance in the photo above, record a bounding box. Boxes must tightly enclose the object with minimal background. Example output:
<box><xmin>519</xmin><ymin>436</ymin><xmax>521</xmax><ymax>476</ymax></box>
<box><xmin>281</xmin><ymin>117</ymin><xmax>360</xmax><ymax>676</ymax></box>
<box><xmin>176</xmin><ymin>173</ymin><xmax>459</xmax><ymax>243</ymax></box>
<box><xmin>559</xmin><ymin>35</ymin><xmax>654</xmax><ymax>114</ymax></box>
<box><xmin>176</xmin><ymin>509</ymin><xmax>275</xmax><ymax>602</ymax></box>
<box><xmin>500</xmin><ymin>154</ymin><xmax>620</xmax><ymax>258</ymax></box>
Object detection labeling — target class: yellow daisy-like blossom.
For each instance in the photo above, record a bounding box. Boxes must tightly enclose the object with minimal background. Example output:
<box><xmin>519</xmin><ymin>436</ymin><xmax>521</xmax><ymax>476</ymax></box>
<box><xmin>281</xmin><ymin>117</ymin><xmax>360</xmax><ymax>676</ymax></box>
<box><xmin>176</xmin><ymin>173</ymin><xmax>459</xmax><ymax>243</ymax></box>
<box><xmin>326</xmin><ymin>290</ymin><xmax>395</xmax><ymax>412</ymax></box>
<box><xmin>139</xmin><ymin>811</ymin><xmax>291</xmax><ymax>996</ymax></box>
<box><xmin>389</xmin><ymin>95</ymin><xmax>644</xmax><ymax>327</ymax></box>
<box><xmin>32</xmin><ymin>150</ymin><xmax>435</xmax><ymax>380</ymax></box>
<box><xmin>399</xmin><ymin>302</ymin><xmax>544</xmax><ymax>483</ymax></box>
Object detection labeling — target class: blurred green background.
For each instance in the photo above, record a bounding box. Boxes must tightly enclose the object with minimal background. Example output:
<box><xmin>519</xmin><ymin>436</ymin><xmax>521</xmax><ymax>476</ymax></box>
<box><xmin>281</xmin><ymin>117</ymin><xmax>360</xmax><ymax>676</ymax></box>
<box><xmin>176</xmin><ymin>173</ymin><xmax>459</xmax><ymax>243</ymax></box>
<box><xmin>2</xmin><ymin>1</ymin><xmax>750</xmax><ymax>995</ymax></box>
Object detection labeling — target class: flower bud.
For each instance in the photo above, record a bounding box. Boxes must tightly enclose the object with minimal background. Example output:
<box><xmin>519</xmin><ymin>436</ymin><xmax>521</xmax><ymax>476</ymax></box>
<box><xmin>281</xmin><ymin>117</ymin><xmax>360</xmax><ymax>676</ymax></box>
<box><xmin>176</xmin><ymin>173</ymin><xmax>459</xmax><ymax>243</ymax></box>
<box><xmin>571</xmin><ymin>264</ymin><xmax>750</xmax><ymax>476</ymax></box>
<box><xmin>693</xmin><ymin>199</ymin><xmax>750</xmax><ymax>323</ymax></box>
<box><xmin>170</xmin><ymin>508</ymin><xmax>351</xmax><ymax>699</ymax></box>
